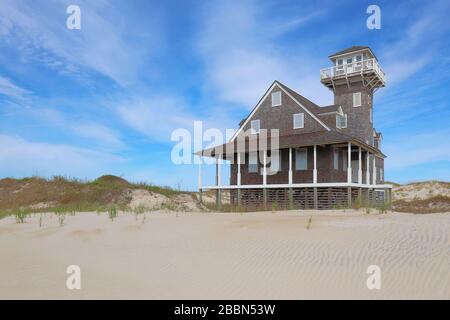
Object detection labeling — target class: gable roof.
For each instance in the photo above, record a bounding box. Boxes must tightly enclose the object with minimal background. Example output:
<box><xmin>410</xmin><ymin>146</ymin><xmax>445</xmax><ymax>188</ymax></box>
<box><xmin>329</xmin><ymin>46</ymin><xmax>377</xmax><ymax>60</ymax></box>
<box><xmin>230</xmin><ymin>81</ymin><xmax>330</xmax><ymax>142</ymax></box>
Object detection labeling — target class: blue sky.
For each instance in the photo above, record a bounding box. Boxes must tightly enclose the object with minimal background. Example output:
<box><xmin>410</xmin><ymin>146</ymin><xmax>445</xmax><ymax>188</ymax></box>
<box><xmin>0</xmin><ymin>0</ymin><xmax>449</xmax><ymax>190</ymax></box>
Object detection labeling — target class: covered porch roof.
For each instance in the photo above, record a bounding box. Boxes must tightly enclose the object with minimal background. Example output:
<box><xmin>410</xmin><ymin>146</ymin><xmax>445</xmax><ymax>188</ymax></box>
<box><xmin>196</xmin><ymin>131</ymin><xmax>385</xmax><ymax>159</ymax></box>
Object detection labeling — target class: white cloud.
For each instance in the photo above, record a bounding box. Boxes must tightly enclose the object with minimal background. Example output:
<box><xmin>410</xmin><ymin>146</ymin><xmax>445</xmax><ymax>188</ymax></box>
<box><xmin>384</xmin><ymin>130</ymin><xmax>450</xmax><ymax>170</ymax></box>
<box><xmin>0</xmin><ymin>0</ymin><xmax>161</xmax><ymax>85</ymax></box>
<box><xmin>196</xmin><ymin>0</ymin><xmax>331</xmax><ymax>108</ymax></box>
<box><xmin>28</xmin><ymin>107</ymin><xmax>125</xmax><ymax>150</ymax></box>
<box><xmin>0</xmin><ymin>134</ymin><xmax>124</xmax><ymax>178</ymax></box>
<box><xmin>115</xmin><ymin>95</ymin><xmax>195</xmax><ymax>142</ymax></box>
<box><xmin>0</xmin><ymin>75</ymin><xmax>31</xmax><ymax>100</ymax></box>
<box><xmin>70</xmin><ymin>122</ymin><xmax>124</xmax><ymax>149</ymax></box>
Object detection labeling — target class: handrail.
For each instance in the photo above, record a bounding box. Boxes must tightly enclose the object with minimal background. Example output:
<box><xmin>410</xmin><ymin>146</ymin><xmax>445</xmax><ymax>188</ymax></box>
<box><xmin>320</xmin><ymin>58</ymin><xmax>386</xmax><ymax>83</ymax></box>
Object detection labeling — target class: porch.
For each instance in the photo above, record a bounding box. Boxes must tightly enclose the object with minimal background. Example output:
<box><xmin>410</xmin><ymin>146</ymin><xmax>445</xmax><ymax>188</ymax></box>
<box><xmin>198</xmin><ymin>142</ymin><xmax>392</xmax><ymax>210</ymax></box>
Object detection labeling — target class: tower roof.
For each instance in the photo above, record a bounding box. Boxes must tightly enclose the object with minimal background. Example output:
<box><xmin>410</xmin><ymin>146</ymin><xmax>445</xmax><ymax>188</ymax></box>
<box><xmin>329</xmin><ymin>46</ymin><xmax>377</xmax><ymax>60</ymax></box>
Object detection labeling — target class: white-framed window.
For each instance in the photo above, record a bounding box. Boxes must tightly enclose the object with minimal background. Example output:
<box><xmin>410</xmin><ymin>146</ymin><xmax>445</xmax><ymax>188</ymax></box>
<box><xmin>269</xmin><ymin>150</ymin><xmax>281</xmax><ymax>173</ymax></box>
<box><xmin>250</xmin><ymin>119</ymin><xmax>260</xmax><ymax>134</ymax></box>
<box><xmin>333</xmin><ymin>149</ymin><xmax>339</xmax><ymax>170</ymax></box>
<box><xmin>248</xmin><ymin>152</ymin><xmax>258</xmax><ymax>173</ymax></box>
<box><xmin>271</xmin><ymin>91</ymin><xmax>282</xmax><ymax>107</ymax></box>
<box><xmin>293</xmin><ymin>113</ymin><xmax>304</xmax><ymax>129</ymax></box>
<box><xmin>353</xmin><ymin>92</ymin><xmax>362</xmax><ymax>107</ymax></box>
<box><xmin>355</xmin><ymin>54</ymin><xmax>362</xmax><ymax>62</ymax></box>
<box><xmin>346</xmin><ymin>57</ymin><xmax>353</xmax><ymax>64</ymax></box>
<box><xmin>336</xmin><ymin>114</ymin><xmax>347</xmax><ymax>129</ymax></box>
<box><xmin>337</xmin><ymin>58</ymin><xmax>343</xmax><ymax>66</ymax></box>
<box><xmin>295</xmin><ymin>148</ymin><xmax>308</xmax><ymax>170</ymax></box>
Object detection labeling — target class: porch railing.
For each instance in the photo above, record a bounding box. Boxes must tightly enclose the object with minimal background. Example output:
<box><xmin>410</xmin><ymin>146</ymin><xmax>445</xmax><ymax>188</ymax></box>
<box><xmin>320</xmin><ymin>58</ymin><xmax>386</xmax><ymax>84</ymax></box>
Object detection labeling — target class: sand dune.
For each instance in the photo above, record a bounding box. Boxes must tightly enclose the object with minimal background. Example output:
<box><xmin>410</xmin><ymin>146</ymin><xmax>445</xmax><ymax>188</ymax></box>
<box><xmin>0</xmin><ymin>210</ymin><xmax>449</xmax><ymax>299</ymax></box>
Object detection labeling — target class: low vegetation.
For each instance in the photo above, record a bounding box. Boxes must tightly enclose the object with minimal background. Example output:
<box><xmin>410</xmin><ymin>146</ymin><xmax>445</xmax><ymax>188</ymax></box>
<box><xmin>392</xmin><ymin>181</ymin><xmax>450</xmax><ymax>213</ymax></box>
<box><xmin>0</xmin><ymin>175</ymin><xmax>194</xmax><ymax>220</ymax></box>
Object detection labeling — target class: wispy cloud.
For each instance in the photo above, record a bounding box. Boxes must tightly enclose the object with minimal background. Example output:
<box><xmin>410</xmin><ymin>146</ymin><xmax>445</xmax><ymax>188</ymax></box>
<box><xmin>14</xmin><ymin>106</ymin><xmax>126</xmax><ymax>150</ymax></box>
<box><xmin>0</xmin><ymin>134</ymin><xmax>124</xmax><ymax>178</ymax></box>
<box><xmin>196</xmin><ymin>0</ymin><xmax>330</xmax><ymax>108</ymax></box>
<box><xmin>384</xmin><ymin>130</ymin><xmax>450</xmax><ymax>170</ymax></box>
<box><xmin>115</xmin><ymin>95</ymin><xmax>195</xmax><ymax>142</ymax></box>
<box><xmin>0</xmin><ymin>75</ymin><xmax>31</xmax><ymax>100</ymax></box>
<box><xmin>0</xmin><ymin>0</ymin><xmax>162</xmax><ymax>85</ymax></box>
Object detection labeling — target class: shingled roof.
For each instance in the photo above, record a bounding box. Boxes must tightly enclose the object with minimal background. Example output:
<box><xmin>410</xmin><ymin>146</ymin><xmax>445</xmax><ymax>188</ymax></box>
<box><xmin>328</xmin><ymin>46</ymin><xmax>377</xmax><ymax>60</ymax></box>
<box><xmin>197</xmin><ymin>131</ymin><xmax>385</xmax><ymax>158</ymax></box>
<box><xmin>317</xmin><ymin>105</ymin><xmax>341</xmax><ymax>114</ymax></box>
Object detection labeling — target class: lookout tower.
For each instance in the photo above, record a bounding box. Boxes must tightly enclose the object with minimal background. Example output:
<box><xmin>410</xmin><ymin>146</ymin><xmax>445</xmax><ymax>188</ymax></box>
<box><xmin>320</xmin><ymin>46</ymin><xmax>386</xmax><ymax>144</ymax></box>
<box><xmin>320</xmin><ymin>46</ymin><xmax>386</xmax><ymax>92</ymax></box>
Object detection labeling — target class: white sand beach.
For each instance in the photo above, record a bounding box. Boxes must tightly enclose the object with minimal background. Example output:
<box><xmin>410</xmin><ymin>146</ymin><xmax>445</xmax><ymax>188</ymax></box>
<box><xmin>0</xmin><ymin>210</ymin><xmax>449</xmax><ymax>299</ymax></box>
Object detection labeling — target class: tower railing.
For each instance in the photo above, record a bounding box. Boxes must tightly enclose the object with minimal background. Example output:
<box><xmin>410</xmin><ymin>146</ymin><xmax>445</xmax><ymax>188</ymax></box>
<box><xmin>320</xmin><ymin>58</ymin><xmax>386</xmax><ymax>84</ymax></box>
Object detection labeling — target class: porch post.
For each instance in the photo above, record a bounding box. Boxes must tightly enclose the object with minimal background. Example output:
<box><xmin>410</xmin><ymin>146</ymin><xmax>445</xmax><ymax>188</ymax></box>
<box><xmin>347</xmin><ymin>142</ymin><xmax>352</xmax><ymax>207</ymax></box>
<box><xmin>313</xmin><ymin>145</ymin><xmax>318</xmax><ymax>209</ymax></box>
<box><xmin>313</xmin><ymin>145</ymin><xmax>318</xmax><ymax>184</ymax></box>
<box><xmin>372</xmin><ymin>155</ymin><xmax>377</xmax><ymax>185</ymax></box>
<box><xmin>366</xmin><ymin>152</ymin><xmax>370</xmax><ymax>186</ymax></box>
<box><xmin>347</xmin><ymin>142</ymin><xmax>352</xmax><ymax>183</ymax></box>
<box><xmin>237</xmin><ymin>153</ymin><xmax>241</xmax><ymax>186</ymax></box>
<box><xmin>198</xmin><ymin>155</ymin><xmax>202</xmax><ymax>203</ymax></box>
<box><xmin>358</xmin><ymin>147</ymin><xmax>362</xmax><ymax>184</ymax></box>
<box><xmin>358</xmin><ymin>147</ymin><xmax>362</xmax><ymax>202</ymax></box>
<box><xmin>263</xmin><ymin>150</ymin><xmax>267</xmax><ymax>210</ymax></box>
<box><xmin>288</xmin><ymin>148</ymin><xmax>293</xmax><ymax>185</ymax></box>
<box><xmin>237</xmin><ymin>152</ymin><xmax>241</xmax><ymax>207</ymax></box>
<box><xmin>289</xmin><ymin>148</ymin><xmax>293</xmax><ymax>209</ymax></box>
<box><xmin>216</xmin><ymin>156</ymin><xmax>222</xmax><ymax>210</ymax></box>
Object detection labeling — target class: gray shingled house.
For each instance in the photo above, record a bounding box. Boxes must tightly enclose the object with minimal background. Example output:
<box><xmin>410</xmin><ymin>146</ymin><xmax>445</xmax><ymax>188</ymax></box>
<box><xmin>197</xmin><ymin>46</ymin><xmax>392</xmax><ymax>210</ymax></box>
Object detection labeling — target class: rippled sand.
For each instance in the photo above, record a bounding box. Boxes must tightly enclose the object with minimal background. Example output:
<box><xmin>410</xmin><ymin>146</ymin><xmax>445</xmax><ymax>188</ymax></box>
<box><xmin>0</xmin><ymin>211</ymin><xmax>449</xmax><ymax>299</ymax></box>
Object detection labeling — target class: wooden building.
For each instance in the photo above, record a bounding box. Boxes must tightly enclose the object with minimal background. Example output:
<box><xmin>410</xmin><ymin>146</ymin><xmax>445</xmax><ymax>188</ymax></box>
<box><xmin>197</xmin><ymin>46</ymin><xmax>392</xmax><ymax>210</ymax></box>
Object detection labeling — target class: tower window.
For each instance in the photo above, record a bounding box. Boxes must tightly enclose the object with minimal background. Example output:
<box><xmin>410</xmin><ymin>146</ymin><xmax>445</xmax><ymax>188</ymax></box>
<box><xmin>250</xmin><ymin>120</ymin><xmax>260</xmax><ymax>134</ymax></box>
<box><xmin>293</xmin><ymin>113</ymin><xmax>304</xmax><ymax>129</ymax></box>
<box><xmin>271</xmin><ymin>91</ymin><xmax>282</xmax><ymax>107</ymax></box>
<box><xmin>353</xmin><ymin>92</ymin><xmax>362</xmax><ymax>107</ymax></box>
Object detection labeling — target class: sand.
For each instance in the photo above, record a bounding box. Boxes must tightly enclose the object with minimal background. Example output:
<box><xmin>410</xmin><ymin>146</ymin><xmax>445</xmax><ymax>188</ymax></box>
<box><xmin>0</xmin><ymin>210</ymin><xmax>449</xmax><ymax>299</ymax></box>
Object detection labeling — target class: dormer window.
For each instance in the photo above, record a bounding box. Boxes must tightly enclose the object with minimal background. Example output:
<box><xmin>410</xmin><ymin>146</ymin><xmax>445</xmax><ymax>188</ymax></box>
<box><xmin>271</xmin><ymin>91</ymin><xmax>281</xmax><ymax>107</ymax></box>
<box><xmin>250</xmin><ymin>120</ymin><xmax>260</xmax><ymax>134</ymax></box>
<box><xmin>353</xmin><ymin>92</ymin><xmax>362</xmax><ymax>107</ymax></box>
<box><xmin>336</xmin><ymin>114</ymin><xmax>347</xmax><ymax>129</ymax></box>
